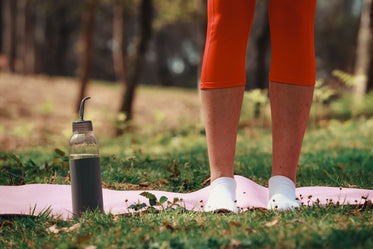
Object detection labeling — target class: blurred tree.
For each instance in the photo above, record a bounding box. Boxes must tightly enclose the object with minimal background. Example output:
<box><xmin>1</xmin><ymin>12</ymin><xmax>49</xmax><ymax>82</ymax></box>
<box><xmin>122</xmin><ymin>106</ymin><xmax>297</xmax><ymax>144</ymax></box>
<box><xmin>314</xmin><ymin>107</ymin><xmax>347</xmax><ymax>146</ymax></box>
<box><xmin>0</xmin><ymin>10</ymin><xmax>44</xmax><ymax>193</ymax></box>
<box><xmin>16</xmin><ymin>0</ymin><xmax>26</xmax><ymax>73</ymax></box>
<box><xmin>77</xmin><ymin>0</ymin><xmax>98</xmax><ymax>112</ymax></box>
<box><xmin>255</xmin><ymin>0</ymin><xmax>270</xmax><ymax>90</ymax></box>
<box><xmin>354</xmin><ymin>0</ymin><xmax>372</xmax><ymax>97</ymax></box>
<box><xmin>23</xmin><ymin>1</ymin><xmax>36</xmax><ymax>74</ymax></box>
<box><xmin>42</xmin><ymin>0</ymin><xmax>80</xmax><ymax>76</ymax></box>
<box><xmin>151</xmin><ymin>0</ymin><xmax>203</xmax><ymax>88</ymax></box>
<box><xmin>0</xmin><ymin>0</ymin><xmax>3</xmax><ymax>52</ymax></box>
<box><xmin>154</xmin><ymin>28</ymin><xmax>173</xmax><ymax>86</ymax></box>
<box><xmin>197</xmin><ymin>0</ymin><xmax>207</xmax><ymax>88</ymax></box>
<box><xmin>116</xmin><ymin>0</ymin><xmax>153</xmax><ymax>134</ymax></box>
<box><xmin>367</xmin><ymin>0</ymin><xmax>373</xmax><ymax>92</ymax></box>
<box><xmin>0</xmin><ymin>0</ymin><xmax>369</xmax><ymax>96</ymax></box>
<box><xmin>2</xmin><ymin>0</ymin><xmax>80</xmax><ymax>75</ymax></box>
<box><xmin>315</xmin><ymin>1</ymin><xmax>360</xmax><ymax>78</ymax></box>
<box><xmin>112</xmin><ymin>0</ymin><xmax>130</xmax><ymax>84</ymax></box>
<box><xmin>153</xmin><ymin>0</ymin><xmax>199</xmax><ymax>30</ymax></box>
<box><xmin>16</xmin><ymin>0</ymin><xmax>37</xmax><ymax>74</ymax></box>
<box><xmin>2</xmin><ymin>0</ymin><xmax>17</xmax><ymax>72</ymax></box>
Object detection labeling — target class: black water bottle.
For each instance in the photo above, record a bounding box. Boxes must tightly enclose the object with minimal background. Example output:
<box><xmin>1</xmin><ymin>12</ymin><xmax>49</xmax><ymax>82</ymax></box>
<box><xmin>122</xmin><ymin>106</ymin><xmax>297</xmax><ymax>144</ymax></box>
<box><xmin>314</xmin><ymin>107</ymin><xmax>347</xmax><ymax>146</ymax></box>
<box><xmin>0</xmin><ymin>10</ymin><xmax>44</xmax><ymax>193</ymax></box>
<box><xmin>69</xmin><ymin>97</ymin><xmax>103</xmax><ymax>217</ymax></box>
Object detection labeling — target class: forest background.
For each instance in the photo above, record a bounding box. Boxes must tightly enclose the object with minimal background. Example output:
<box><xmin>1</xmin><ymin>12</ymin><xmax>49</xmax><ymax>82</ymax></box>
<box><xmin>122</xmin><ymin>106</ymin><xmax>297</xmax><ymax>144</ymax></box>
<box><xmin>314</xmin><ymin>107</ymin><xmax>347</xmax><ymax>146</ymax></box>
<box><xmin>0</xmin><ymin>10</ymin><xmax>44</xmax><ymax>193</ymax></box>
<box><xmin>1</xmin><ymin>0</ymin><xmax>370</xmax><ymax>88</ymax></box>
<box><xmin>1</xmin><ymin>0</ymin><xmax>373</xmax><ymax>150</ymax></box>
<box><xmin>1</xmin><ymin>1</ymin><xmax>373</xmax><ymax>248</ymax></box>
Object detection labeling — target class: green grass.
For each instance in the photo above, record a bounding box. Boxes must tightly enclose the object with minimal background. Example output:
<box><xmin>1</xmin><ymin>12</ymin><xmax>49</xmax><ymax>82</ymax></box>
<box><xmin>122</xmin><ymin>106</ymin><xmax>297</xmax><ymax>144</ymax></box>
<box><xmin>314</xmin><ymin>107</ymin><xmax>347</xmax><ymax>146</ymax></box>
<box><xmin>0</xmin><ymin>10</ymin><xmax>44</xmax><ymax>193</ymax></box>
<box><xmin>1</xmin><ymin>206</ymin><xmax>372</xmax><ymax>248</ymax></box>
<box><xmin>1</xmin><ymin>116</ymin><xmax>373</xmax><ymax>248</ymax></box>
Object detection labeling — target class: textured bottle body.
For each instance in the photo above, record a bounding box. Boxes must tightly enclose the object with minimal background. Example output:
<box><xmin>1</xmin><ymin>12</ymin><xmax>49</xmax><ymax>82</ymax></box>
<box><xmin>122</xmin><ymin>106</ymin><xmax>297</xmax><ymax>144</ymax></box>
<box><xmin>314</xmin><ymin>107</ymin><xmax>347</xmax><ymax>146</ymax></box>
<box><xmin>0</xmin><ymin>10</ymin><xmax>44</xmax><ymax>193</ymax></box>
<box><xmin>70</xmin><ymin>157</ymin><xmax>103</xmax><ymax>216</ymax></box>
<box><xmin>69</xmin><ymin>131</ymin><xmax>103</xmax><ymax>217</ymax></box>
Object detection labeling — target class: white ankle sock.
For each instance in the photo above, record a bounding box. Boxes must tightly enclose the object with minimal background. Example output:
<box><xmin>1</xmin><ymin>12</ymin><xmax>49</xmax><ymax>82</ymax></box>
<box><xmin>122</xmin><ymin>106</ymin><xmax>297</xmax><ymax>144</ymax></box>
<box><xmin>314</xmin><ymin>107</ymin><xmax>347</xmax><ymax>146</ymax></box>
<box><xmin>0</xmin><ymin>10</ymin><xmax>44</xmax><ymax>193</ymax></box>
<box><xmin>204</xmin><ymin>177</ymin><xmax>238</xmax><ymax>213</ymax></box>
<box><xmin>267</xmin><ymin>175</ymin><xmax>300</xmax><ymax>211</ymax></box>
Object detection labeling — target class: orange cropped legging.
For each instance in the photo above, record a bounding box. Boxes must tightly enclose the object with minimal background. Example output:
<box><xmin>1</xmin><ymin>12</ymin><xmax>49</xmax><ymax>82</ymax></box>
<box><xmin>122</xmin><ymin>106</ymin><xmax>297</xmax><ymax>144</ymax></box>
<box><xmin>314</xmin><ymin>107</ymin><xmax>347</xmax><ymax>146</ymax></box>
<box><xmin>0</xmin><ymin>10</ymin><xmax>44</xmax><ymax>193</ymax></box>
<box><xmin>200</xmin><ymin>0</ymin><xmax>316</xmax><ymax>89</ymax></box>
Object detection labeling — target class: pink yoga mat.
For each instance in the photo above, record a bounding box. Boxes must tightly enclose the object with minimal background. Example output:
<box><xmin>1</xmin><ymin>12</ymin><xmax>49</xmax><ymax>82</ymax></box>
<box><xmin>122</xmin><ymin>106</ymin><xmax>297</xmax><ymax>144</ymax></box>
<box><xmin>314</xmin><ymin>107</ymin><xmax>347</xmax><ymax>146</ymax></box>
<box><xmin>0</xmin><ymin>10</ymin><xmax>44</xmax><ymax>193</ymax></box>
<box><xmin>0</xmin><ymin>175</ymin><xmax>372</xmax><ymax>220</ymax></box>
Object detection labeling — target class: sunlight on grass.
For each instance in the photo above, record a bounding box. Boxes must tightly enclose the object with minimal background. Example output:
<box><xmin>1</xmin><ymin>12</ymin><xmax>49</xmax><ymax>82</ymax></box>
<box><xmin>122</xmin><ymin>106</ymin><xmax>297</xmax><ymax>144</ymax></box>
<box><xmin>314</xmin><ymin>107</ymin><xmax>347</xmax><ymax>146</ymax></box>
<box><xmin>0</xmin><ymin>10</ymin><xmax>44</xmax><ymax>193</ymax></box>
<box><xmin>1</xmin><ymin>77</ymin><xmax>373</xmax><ymax>249</ymax></box>
<box><xmin>10</xmin><ymin>121</ymin><xmax>35</xmax><ymax>138</ymax></box>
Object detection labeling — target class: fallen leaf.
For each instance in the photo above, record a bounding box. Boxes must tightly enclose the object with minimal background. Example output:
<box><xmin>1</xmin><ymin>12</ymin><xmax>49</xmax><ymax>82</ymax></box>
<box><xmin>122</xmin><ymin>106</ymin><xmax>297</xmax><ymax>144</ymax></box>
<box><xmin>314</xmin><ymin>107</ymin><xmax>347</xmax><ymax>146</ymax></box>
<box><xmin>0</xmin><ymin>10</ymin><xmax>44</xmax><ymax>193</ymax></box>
<box><xmin>353</xmin><ymin>209</ymin><xmax>363</xmax><ymax>219</ymax></box>
<box><xmin>228</xmin><ymin>238</ymin><xmax>242</xmax><ymax>248</ymax></box>
<box><xmin>245</xmin><ymin>227</ymin><xmax>256</xmax><ymax>234</ymax></box>
<box><xmin>64</xmin><ymin>223</ymin><xmax>81</xmax><ymax>232</ymax></box>
<box><xmin>46</xmin><ymin>223</ymin><xmax>81</xmax><ymax>234</ymax></box>
<box><xmin>139</xmin><ymin>182</ymin><xmax>149</xmax><ymax>187</ymax></box>
<box><xmin>265</xmin><ymin>217</ymin><xmax>279</xmax><ymax>227</ymax></box>
<box><xmin>26</xmin><ymin>238</ymin><xmax>35</xmax><ymax>248</ymax></box>
<box><xmin>161</xmin><ymin>221</ymin><xmax>180</xmax><ymax>231</ymax></box>
<box><xmin>159</xmin><ymin>226</ymin><xmax>167</xmax><ymax>233</ymax></box>
<box><xmin>83</xmin><ymin>246</ymin><xmax>97</xmax><ymax>249</ymax></box>
<box><xmin>46</xmin><ymin>224</ymin><xmax>60</xmax><ymax>234</ymax></box>
<box><xmin>0</xmin><ymin>220</ymin><xmax>13</xmax><ymax>229</ymax></box>
<box><xmin>159</xmin><ymin>179</ymin><xmax>169</xmax><ymax>184</ymax></box>
<box><xmin>228</xmin><ymin>221</ymin><xmax>242</xmax><ymax>227</ymax></box>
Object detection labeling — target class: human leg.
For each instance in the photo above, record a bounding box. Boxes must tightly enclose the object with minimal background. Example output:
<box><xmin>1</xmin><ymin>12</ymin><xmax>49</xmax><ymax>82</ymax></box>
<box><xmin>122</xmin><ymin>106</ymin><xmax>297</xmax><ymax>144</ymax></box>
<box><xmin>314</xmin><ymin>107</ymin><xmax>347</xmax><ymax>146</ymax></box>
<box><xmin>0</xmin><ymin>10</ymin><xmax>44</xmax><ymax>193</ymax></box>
<box><xmin>268</xmin><ymin>81</ymin><xmax>314</xmax><ymax>210</ymax></box>
<box><xmin>201</xmin><ymin>86</ymin><xmax>245</xmax><ymax>182</ymax></box>
<box><xmin>201</xmin><ymin>0</ymin><xmax>256</xmax><ymax>212</ymax></box>
<box><xmin>267</xmin><ymin>0</ymin><xmax>316</xmax><ymax>210</ymax></box>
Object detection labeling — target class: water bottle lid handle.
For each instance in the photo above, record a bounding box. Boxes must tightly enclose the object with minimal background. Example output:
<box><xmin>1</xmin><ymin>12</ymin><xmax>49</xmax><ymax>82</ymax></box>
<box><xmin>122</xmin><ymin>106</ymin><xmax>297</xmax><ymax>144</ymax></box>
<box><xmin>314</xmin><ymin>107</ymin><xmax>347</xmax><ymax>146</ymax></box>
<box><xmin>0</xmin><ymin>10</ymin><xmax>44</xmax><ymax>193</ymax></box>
<box><xmin>80</xmin><ymin>96</ymin><xmax>91</xmax><ymax>121</ymax></box>
<box><xmin>73</xmin><ymin>97</ymin><xmax>93</xmax><ymax>132</ymax></box>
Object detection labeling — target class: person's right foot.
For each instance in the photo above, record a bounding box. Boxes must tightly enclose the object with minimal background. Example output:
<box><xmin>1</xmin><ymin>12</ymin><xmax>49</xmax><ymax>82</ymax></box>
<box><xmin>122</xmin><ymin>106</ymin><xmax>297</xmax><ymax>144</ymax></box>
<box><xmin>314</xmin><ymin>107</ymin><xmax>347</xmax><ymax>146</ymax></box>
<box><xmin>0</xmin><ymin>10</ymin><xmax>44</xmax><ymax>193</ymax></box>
<box><xmin>204</xmin><ymin>177</ymin><xmax>238</xmax><ymax>213</ymax></box>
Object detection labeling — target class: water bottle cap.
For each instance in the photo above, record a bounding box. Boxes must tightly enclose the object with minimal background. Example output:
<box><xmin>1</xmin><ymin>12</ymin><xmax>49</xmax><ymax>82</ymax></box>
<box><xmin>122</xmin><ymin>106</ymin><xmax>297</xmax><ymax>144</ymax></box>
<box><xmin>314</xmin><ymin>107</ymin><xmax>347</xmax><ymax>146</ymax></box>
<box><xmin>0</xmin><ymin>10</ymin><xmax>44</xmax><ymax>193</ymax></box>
<box><xmin>72</xmin><ymin>97</ymin><xmax>93</xmax><ymax>132</ymax></box>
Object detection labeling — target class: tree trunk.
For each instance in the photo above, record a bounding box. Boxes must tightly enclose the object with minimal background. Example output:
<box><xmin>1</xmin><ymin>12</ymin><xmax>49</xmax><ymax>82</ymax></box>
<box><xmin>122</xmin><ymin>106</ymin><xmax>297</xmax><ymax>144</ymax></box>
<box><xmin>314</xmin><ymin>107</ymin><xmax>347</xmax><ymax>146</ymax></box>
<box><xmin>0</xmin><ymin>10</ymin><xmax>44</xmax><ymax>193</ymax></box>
<box><xmin>253</xmin><ymin>3</ymin><xmax>270</xmax><ymax>118</ymax></box>
<box><xmin>112</xmin><ymin>0</ymin><xmax>127</xmax><ymax>83</ymax></box>
<box><xmin>366</xmin><ymin>0</ymin><xmax>373</xmax><ymax>92</ymax></box>
<box><xmin>197</xmin><ymin>0</ymin><xmax>207</xmax><ymax>125</ymax></box>
<box><xmin>24</xmin><ymin>0</ymin><xmax>36</xmax><ymax>74</ymax></box>
<box><xmin>255</xmin><ymin>7</ymin><xmax>270</xmax><ymax>90</ymax></box>
<box><xmin>117</xmin><ymin>0</ymin><xmax>153</xmax><ymax>135</ymax></box>
<box><xmin>16</xmin><ymin>0</ymin><xmax>26</xmax><ymax>73</ymax></box>
<box><xmin>2</xmin><ymin>0</ymin><xmax>17</xmax><ymax>72</ymax></box>
<box><xmin>155</xmin><ymin>29</ymin><xmax>173</xmax><ymax>87</ymax></box>
<box><xmin>42</xmin><ymin>1</ymin><xmax>78</xmax><ymax>76</ymax></box>
<box><xmin>354</xmin><ymin>0</ymin><xmax>372</xmax><ymax>97</ymax></box>
<box><xmin>0</xmin><ymin>0</ymin><xmax>4</xmax><ymax>53</ymax></box>
<box><xmin>76</xmin><ymin>0</ymin><xmax>97</xmax><ymax>112</ymax></box>
<box><xmin>33</xmin><ymin>0</ymin><xmax>46</xmax><ymax>75</ymax></box>
<box><xmin>197</xmin><ymin>0</ymin><xmax>207</xmax><ymax>89</ymax></box>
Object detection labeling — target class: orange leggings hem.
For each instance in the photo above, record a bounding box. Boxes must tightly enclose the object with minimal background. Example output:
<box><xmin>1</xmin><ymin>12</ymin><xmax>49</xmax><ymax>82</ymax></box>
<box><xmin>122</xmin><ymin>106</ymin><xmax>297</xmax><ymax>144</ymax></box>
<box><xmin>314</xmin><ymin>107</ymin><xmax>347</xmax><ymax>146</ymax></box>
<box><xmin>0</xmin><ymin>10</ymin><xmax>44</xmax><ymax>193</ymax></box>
<box><xmin>200</xmin><ymin>81</ymin><xmax>246</xmax><ymax>90</ymax></box>
<box><xmin>268</xmin><ymin>75</ymin><xmax>316</xmax><ymax>87</ymax></box>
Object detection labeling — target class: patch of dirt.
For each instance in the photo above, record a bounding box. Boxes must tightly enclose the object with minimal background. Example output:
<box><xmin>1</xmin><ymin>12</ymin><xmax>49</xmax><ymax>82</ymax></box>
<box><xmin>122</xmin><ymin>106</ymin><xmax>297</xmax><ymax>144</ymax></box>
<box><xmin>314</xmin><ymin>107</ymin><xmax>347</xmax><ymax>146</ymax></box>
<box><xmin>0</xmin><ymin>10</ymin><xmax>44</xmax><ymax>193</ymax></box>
<box><xmin>0</xmin><ymin>73</ymin><xmax>201</xmax><ymax>151</ymax></box>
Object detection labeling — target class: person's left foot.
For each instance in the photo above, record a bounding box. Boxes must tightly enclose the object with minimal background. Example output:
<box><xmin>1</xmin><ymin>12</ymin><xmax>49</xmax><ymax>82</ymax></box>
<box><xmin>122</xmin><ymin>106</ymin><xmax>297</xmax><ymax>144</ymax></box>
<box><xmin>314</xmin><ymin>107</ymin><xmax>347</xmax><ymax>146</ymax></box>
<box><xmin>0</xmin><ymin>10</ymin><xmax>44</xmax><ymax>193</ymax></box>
<box><xmin>267</xmin><ymin>175</ymin><xmax>300</xmax><ymax>211</ymax></box>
